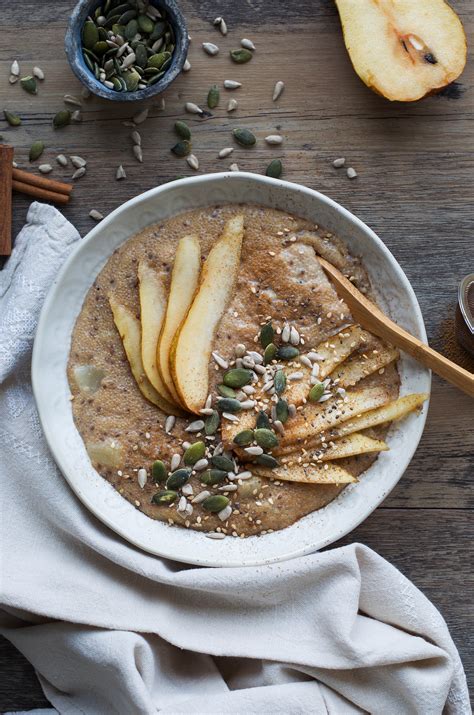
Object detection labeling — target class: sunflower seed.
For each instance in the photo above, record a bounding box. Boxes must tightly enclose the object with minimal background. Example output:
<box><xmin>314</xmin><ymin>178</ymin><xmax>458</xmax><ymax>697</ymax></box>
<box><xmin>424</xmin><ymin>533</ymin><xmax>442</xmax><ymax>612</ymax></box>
<box><xmin>32</xmin><ymin>66</ymin><xmax>44</xmax><ymax>81</ymax></box>
<box><xmin>308</xmin><ymin>351</ymin><xmax>324</xmax><ymax>361</ymax></box>
<box><xmin>212</xmin><ymin>351</ymin><xmax>228</xmax><ymax>369</ymax></box>
<box><xmin>194</xmin><ymin>458</ymin><xmax>209</xmax><ymax>471</ymax></box>
<box><xmin>311</xmin><ymin>363</ymin><xmax>320</xmax><ymax>378</ymax></box>
<box><xmin>347</xmin><ymin>167</ymin><xmax>358</xmax><ymax>179</ymax></box>
<box><xmin>288</xmin><ymin>371</ymin><xmax>304</xmax><ymax>381</ymax></box>
<box><xmin>38</xmin><ymin>164</ymin><xmax>53</xmax><ymax>174</ymax></box>
<box><xmin>133</xmin><ymin>144</ymin><xmax>143</xmax><ymax>162</ymax></box>
<box><xmin>56</xmin><ymin>154</ymin><xmax>68</xmax><ymax>166</ymax></box>
<box><xmin>265</xmin><ymin>135</ymin><xmax>283</xmax><ymax>145</ymax></box>
<box><xmin>72</xmin><ymin>167</ymin><xmax>86</xmax><ymax>179</ymax></box>
<box><xmin>241</xmin><ymin>38</ymin><xmax>255</xmax><ymax>51</ymax></box>
<box><xmin>183</xmin><ymin>59</ymin><xmax>191</xmax><ymax>71</ymax></box>
<box><xmin>218</xmin><ymin>484</ymin><xmax>238</xmax><ymax>492</ymax></box>
<box><xmin>165</xmin><ymin>415</ymin><xmax>175</xmax><ymax>433</ymax></box>
<box><xmin>70</xmin><ymin>155</ymin><xmax>87</xmax><ymax>168</ymax></box>
<box><xmin>89</xmin><ymin>209</ymin><xmax>104</xmax><ymax>221</ymax></box>
<box><xmin>117</xmin><ymin>41</ymin><xmax>129</xmax><ymax>58</ymax></box>
<box><xmin>281</xmin><ymin>324</ymin><xmax>291</xmax><ymax>343</ymax></box>
<box><xmin>234</xmin><ymin>470</ymin><xmax>254</xmax><ymax>481</ymax></box>
<box><xmin>116</xmin><ymin>164</ymin><xmax>127</xmax><ymax>180</ymax></box>
<box><xmin>200</xmin><ymin>407</ymin><xmax>214</xmax><ymax>416</ymax></box>
<box><xmin>177</xmin><ymin>496</ymin><xmax>188</xmax><ymax>512</ymax></box>
<box><xmin>203</xmin><ymin>42</ymin><xmax>219</xmax><ymax>56</ymax></box>
<box><xmin>224</xmin><ymin>80</ymin><xmax>241</xmax><ymax>89</ymax></box>
<box><xmin>272</xmin><ymin>80</ymin><xmax>284</xmax><ymax>101</ymax></box>
<box><xmin>245</xmin><ymin>446</ymin><xmax>264</xmax><ymax>456</ymax></box>
<box><xmin>185</xmin><ymin>420</ymin><xmax>205</xmax><ymax>432</ymax></box>
<box><xmin>273</xmin><ymin>419</ymin><xmax>285</xmax><ymax>435</ymax></box>
<box><xmin>223</xmin><ymin>412</ymin><xmax>239</xmax><ymax>422</ymax></box>
<box><xmin>137</xmin><ymin>468</ymin><xmax>147</xmax><ymax>488</ymax></box>
<box><xmin>218</xmin><ymin>147</ymin><xmax>234</xmax><ymax>159</ymax></box>
<box><xmin>186</xmin><ymin>154</ymin><xmax>199</xmax><ymax>170</ymax></box>
<box><xmin>133</xmin><ymin>107</ymin><xmax>149</xmax><ymax>124</ymax></box>
<box><xmin>185</xmin><ymin>102</ymin><xmax>203</xmax><ymax>115</ymax></box>
<box><xmin>240</xmin><ymin>400</ymin><xmax>255</xmax><ymax>410</ymax></box>
<box><xmin>332</xmin><ymin>157</ymin><xmax>345</xmax><ymax>168</ymax></box>
<box><xmin>205</xmin><ymin>394</ymin><xmax>213</xmax><ymax>409</ymax></box>
<box><xmin>300</xmin><ymin>354</ymin><xmax>313</xmax><ymax>369</ymax></box>
<box><xmin>206</xmin><ymin>531</ymin><xmax>226</xmax><ymax>539</ymax></box>
<box><xmin>64</xmin><ymin>94</ymin><xmax>82</xmax><ymax>107</ymax></box>
<box><xmin>213</xmin><ymin>16</ymin><xmax>228</xmax><ymax>35</ymax></box>
<box><xmin>192</xmin><ymin>490</ymin><xmax>211</xmax><ymax>504</ymax></box>
<box><xmin>182</xmin><ymin>483</ymin><xmax>194</xmax><ymax>496</ymax></box>
<box><xmin>229</xmin><ymin>162</ymin><xmax>239</xmax><ymax>171</ymax></box>
<box><xmin>10</xmin><ymin>60</ymin><xmax>20</xmax><ymax>76</ymax></box>
<box><xmin>71</xmin><ymin>110</ymin><xmax>82</xmax><ymax>122</ymax></box>
<box><xmin>235</xmin><ymin>343</ymin><xmax>246</xmax><ymax>357</ymax></box>
<box><xmin>170</xmin><ymin>453</ymin><xmax>181</xmax><ymax>471</ymax></box>
<box><xmin>81</xmin><ymin>87</ymin><xmax>91</xmax><ymax>99</ymax></box>
<box><xmin>9</xmin><ymin>75</ymin><xmax>19</xmax><ymax>84</ymax></box>
<box><xmin>290</xmin><ymin>326</ymin><xmax>300</xmax><ymax>345</ymax></box>
<box><xmin>227</xmin><ymin>98</ymin><xmax>238</xmax><ymax>112</ymax></box>
<box><xmin>121</xmin><ymin>52</ymin><xmax>136</xmax><ymax>69</ymax></box>
<box><xmin>218</xmin><ymin>505</ymin><xmax>232</xmax><ymax>521</ymax></box>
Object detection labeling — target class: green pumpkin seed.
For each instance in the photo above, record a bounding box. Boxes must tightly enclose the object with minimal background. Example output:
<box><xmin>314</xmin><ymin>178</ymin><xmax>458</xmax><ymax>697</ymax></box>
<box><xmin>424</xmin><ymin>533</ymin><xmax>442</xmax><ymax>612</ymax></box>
<box><xmin>256</xmin><ymin>411</ymin><xmax>271</xmax><ymax>429</ymax></box>
<box><xmin>259</xmin><ymin>322</ymin><xmax>274</xmax><ymax>348</ymax></box>
<box><xmin>29</xmin><ymin>140</ymin><xmax>44</xmax><ymax>162</ymax></box>
<box><xmin>175</xmin><ymin>120</ymin><xmax>191</xmax><ymax>140</ymax></box>
<box><xmin>217</xmin><ymin>384</ymin><xmax>237</xmax><ymax>399</ymax></box>
<box><xmin>152</xmin><ymin>489</ymin><xmax>178</xmax><ymax>505</ymax></box>
<box><xmin>171</xmin><ymin>140</ymin><xmax>191</xmax><ymax>157</ymax></box>
<box><xmin>118</xmin><ymin>9</ymin><xmax>137</xmax><ymax>24</ymax></box>
<box><xmin>309</xmin><ymin>382</ymin><xmax>325</xmax><ymax>402</ymax></box>
<box><xmin>147</xmin><ymin>51</ymin><xmax>170</xmax><ymax>69</ymax></box>
<box><xmin>109</xmin><ymin>3</ymin><xmax>132</xmax><ymax>19</ymax></box>
<box><xmin>138</xmin><ymin>14</ymin><xmax>154</xmax><ymax>33</ymax></box>
<box><xmin>255</xmin><ymin>454</ymin><xmax>279</xmax><ymax>469</ymax></box>
<box><xmin>233</xmin><ymin>429</ymin><xmax>254</xmax><ymax>446</ymax></box>
<box><xmin>112</xmin><ymin>76</ymin><xmax>123</xmax><ymax>91</ymax></box>
<box><xmin>274</xmin><ymin>370</ymin><xmax>286</xmax><ymax>395</ymax></box>
<box><xmin>233</xmin><ymin>127</ymin><xmax>256</xmax><ymax>147</ymax></box>
<box><xmin>276</xmin><ymin>398</ymin><xmax>289</xmax><ymax>423</ymax></box>
<box><xmin>144</xmin><ymin>66</ymin><xmax>161</xmax><ymax>77</ymax></box>
<box><xmin>53</xmin><ymin>110</ymin><xmax>71</xmax><ymax>128</ymax></box>
<box><xmin>223</xmin><ymin>368</ymin><xmax>253</xmax><ymax>389</ymax></box>
<box><xmin>210</xmin><ymin>454</ymin><xmax>235</xmax><ymax>472</ymax></box>
<box><xmin>84</xmin><ymin>53</ymin><xmax>95</xmax><ymax>72</ymax></box>
<box><xmin>230</xmin><ymin>48</ymin><xmax>253</xmax><ymax>64</ymax></box>
<box><xmin>254</xmin><ymin>428</ymin><xmax>279</xmax><ymax>450</ymax></box>
<box><xmin>266</xmin><ymin>159</ymin><xmax>283</xmax><ymax>179</ymax></box>
<box><xmin>166</xmin><ymin>468</ymin><xmax>191</xmax><ymax>490</ymax></box>
<box><xmin>83</xmin><ymin>20</ymin><xmax>99</xmax><ymax>49</ymax></box>
<box><xmin>264</xmin><ymin>343</ymin><xmax>277</xmax><ymax>364</ymax></box>
<box><xmin>160</xmin><ymin>56</ymin><xmax>173</xmax><ymax>72</ymax></box>
<box><xmin>152</xmin><ymin>460</ymin><xmax>167</xmax><ymax>483</ymax></box>
<box><xmin>150</xmin><ymin>20</ymin><xmax>167</xmax><ymax>41</ymax></box>
<box><xmin>207</xmin><ymin>84</ymin><xmax>220</xmax><ymax>109</ymax></box>
<box><xmin>147</xmin><ymin>73</ymin><xmax>163</xmax><ymax>86</ymax></box>
<box><xmin>183</xmin><ymin>441</ymin><xmax>206</xmax><ymax>466</ymax></box>
<box><xmin>4</xmin><ymin>110</ymin><xmax>21</xmax><ymax>126</ymax></box>
<box><xmin>205</xmin><ymin>410</ymin><xmax>220</xmax><ymax>435</ymax></box>
<box><xmin>124</xmin><ymin>18</ymin><xmax>138</xmax><ymax>40</ymax></box>
<box><xmin>202</xmin><ymin>495</ymin><xmax>230</xmax><ymax>512</ymax></box>
<box><xmin>93</xmin><ymin>40</ymin><xmax>109</xmax><ymax>55</ymax></box>
<box><xmin>20</xmin><ymin>76</ymin><xmax>37</xmax><ymax>95</ymax></box>
<box><xmin>112</xmin><ymin>23</ymin><xmax>125</xmax><ymax>36</ymax></box>
<box><xmin>201</xmin><ymin>469</ymin><xmax>227</xmax><ymax>486</ymax></box>
<box><xmin>277</xmin><ymin>345</ymin><xmax>299</xmax><ymax>360</ymax></box>
<box><xmin>123</xmin><ymin>69</ymin><xmax>140</xmax><ymax>91</ymax></box>
<box><xmin>135</xmin><ymin>43</ymin><xmax>148</xmax><ymax>68</ymax></box>
<box><xmin>217</xmin><ymin>397</ymin><xmax>242</xmax><ymax>413</ymax></box>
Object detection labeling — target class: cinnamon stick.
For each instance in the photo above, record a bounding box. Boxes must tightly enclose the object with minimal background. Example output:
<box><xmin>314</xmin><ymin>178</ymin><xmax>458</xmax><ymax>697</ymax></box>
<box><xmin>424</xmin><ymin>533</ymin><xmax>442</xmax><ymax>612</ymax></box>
<box><xmin>0</xmin><ymin>144</ymin><xmax>14</xmax><ymax>256</ymax></box>
<box><xmin>12</xmin><ymin>179</ymin><xmax>70</xmax><ymax>206</ymax></box>
<box><xmin>13</xmin><ymin>167</ymin><xmax>73</xmax><ymax>196</ymax></box>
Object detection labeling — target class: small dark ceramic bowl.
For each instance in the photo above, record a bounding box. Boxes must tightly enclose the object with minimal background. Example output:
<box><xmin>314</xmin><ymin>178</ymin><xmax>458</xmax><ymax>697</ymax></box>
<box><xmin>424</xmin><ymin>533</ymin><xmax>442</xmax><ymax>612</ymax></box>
<box><xmin>65</xmin><ymin>0</ymin><xmax>189</xmax><ymax>101</ymax></box>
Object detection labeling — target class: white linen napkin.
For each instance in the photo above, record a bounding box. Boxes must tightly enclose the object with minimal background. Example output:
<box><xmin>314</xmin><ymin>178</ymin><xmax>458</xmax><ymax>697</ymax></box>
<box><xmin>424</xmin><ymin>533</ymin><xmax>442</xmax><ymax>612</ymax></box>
<box><xmin>0</xmin><ymin>203</ymin><xmax>470</xmax><ymax>715</ymax></box>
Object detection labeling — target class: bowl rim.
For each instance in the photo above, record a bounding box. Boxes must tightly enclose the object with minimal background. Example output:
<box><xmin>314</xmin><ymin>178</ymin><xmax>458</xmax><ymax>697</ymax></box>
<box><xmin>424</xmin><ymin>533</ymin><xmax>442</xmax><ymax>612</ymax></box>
<box><xmin>32</xmin><ymin>172</ymin><xmax>431</xmax><ymax>567</ymax></box>
<box><xmin>64</xmin><ymin>0</ymin><xmax>189</xmax><ymax>101</ymax></box>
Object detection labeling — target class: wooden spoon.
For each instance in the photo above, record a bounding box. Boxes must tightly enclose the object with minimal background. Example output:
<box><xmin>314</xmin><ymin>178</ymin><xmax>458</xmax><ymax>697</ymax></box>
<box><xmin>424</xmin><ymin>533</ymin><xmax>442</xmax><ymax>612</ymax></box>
<box><xmin>317</xmin><ymin>256</ymin><xmax>474</xmax><ymax>398</ymax></box>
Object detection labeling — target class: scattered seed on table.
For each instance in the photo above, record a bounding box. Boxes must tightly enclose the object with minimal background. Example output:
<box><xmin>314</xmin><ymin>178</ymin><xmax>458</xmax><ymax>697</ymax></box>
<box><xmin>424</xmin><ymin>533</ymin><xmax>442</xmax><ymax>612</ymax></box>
<box><xmin>185</xmin><ymin>102</ymin><xmax>204</xmax><ymax>115</ymax></box>
<box><xmin>213</xmin><ymin>16</ymin><xmax>228</xmax><ymax>35</ymax></box>
<box><xmin>56</xmin><ymin>154</ymin><xmax>68</xmax><ymax>166</ymax></box>
<box><xmin>273</xmin><ymin>80</ymin><xmax>285</xmax><ymax>101</ymax></box>
<box><xmin>265</xmin><ymin>135</ymin><xmax>283</xmax><ymax>145</ymax></box>
<box><xmin>63</xmin><ymin>94</ymin><xmax>82</xmax><ymax>107</ymax></box>
<box><xmin>38</xmin><ymin>164</ymin><xmax>53</xmax><ymax>174</ymax></box>
<box><xmin>266</xmin><ymin>159</ymin><xmax>283</xmax><ymax>178</ymax></box>
<box><xmin>165</xmin><ymin>415</ymin><xmax>176</xmax><ymax>433</ymax></box>
<box><xmin>241</xmin><ymin>38</ymin><xmax>256</xmax><ymax>51</ymax></box>
<box><xmin>116</xmin><ymin>165</ymin><xmax>127</xmax><ymax>180</ymax></box>
<box><xmin>71</xmin><ymin>110</ymin><xmax>82</xmax><ymax>123</ymax></box>
<box><xmin>230</xmin><ymin>163</ymin><xmax>239</xmax><ymax>171</ymax></box>
<box><xmin>156</xmin><ymin>97</ymin><xmax>165</xmax><ymax>111</ymax></box>
<box><xmin>332</xmin><ymin>157</ymin><xmax>345</xmax><ymax>168</ymax></box>
<box><xmin>72</xmin><ymin>167</ymin><xmax>86</xmax><ymax>179</ymax></box>
<box><xmin>131</xmin><ymin>130</ymin><xmax>141</xmax><ymax>146</ymax></box>
<box><xmin>203</xmin><ymin>42</ymin><xmax>219</xmax><ymax>56</ymax></box>
<box><xmin>4</xmin><ymin>110</ymin><xmax>21</xmax><ymax>126</ymax></box>
<box><xmin>230</xmin><ymin>48</ymin><xmax>252</xmax><ymax>63</ymax></box>
<box><xmin>53</xmin><ymin>110</ymin><xmax>71</xmax><ymax>128</ymax></box>
<box><xmin>29</xmin><ymin>141</ymin><xmax>44</xmax><ymax>162</ymax></box>
<box><xmin>186</xmin><ymin>154</ymin><xmax>199</xmax><ymax>170</ymax></box>
<box><xmin>10</xmin><ymin>60</ymin><xmax>19</xmax><ymax>77</ymax></box>
<box><xmin>133</xmin><ymin>108</ymin><xmax>149</xmax><ymax>124</ymax></box>
<box><xmin>227</xmin><ymin>98</ymin><xmax>238</xmax><ymax>112</ymax></box>
<box><xmin>9</xmin><ymin>74</ymin><xmax>19</xmax><ymax>84</ymax></box>
<box><xmin>233</xmin><ymin>127</ymin><xmax>256</xmax><ymax>147</ymax></box>
<box><xmin>33</xmin><ymin>67</ymin><xmax>44</xmax><ymax>80</ymax></box>
<box><xmin>81</xmin><ymin>87</ymin><xmax>91</xmax><ymax>99</ymax></box>
<box><xmin>89</xmin><ymin>209</ymin><xmax>104</xmax><ymax>221</ymax></box>
<box><xmin>133</xmin><ymin>145</ymin><xmax>143</xmax><ymax>163</ymax></box>
<box><xmin>171</xmin><ymin>140</ymin><xmax>191</xmax><ymax>157</ymax></box>
<box><xmin>70</xmin><ymin>155</ymin><xmax>87</xmax><ymax>169</ymax></box>
<box><xmin>207</xmin><ymin>84</ymin><xmax>220</xmax><ymax>109</ymax></box>
<box><xmin>183</xmin><ymin>59</ymin><xmax>191</xmax><ymax>72</ymax></box>
<box><xmin>347</xmin><ymin>167</ymin><xmax>358</xmax><ymax>179</ymax></box>
<box><xmin>224</xmin><ymin>80</ymin><xmax>241</xmax><ymax>89</ymax></box>
<box><xmin>219</xmin><ymin>147</ymin><xmax>234</xmax><ymax>158</ymax></box>
<box><xmin>20</xmin><ymin>76</ymin><xmax>37</xmax><ymax>94</ymax></box>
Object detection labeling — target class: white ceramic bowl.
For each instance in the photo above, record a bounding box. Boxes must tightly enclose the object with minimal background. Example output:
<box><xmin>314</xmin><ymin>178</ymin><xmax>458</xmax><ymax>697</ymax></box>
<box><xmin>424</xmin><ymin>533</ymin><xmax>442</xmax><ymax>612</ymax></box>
<box><xmin>32</xmin><ymin>173</ymin><xmax>430</xmax><ymax>567</ymax></box>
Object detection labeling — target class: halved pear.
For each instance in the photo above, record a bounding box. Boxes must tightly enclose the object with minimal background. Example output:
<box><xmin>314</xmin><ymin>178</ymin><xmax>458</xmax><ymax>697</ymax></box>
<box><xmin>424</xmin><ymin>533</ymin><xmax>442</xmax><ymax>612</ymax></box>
<box><xmin>108</xmin><ymin>296</ymin><xmax>182</xmax><ymax>416</ymax></box>
<box><xmin>157</xmin><ymin>236</ymin><xmax>201</xmax><ymax>406</ymax></box>
<box><xmin>335</xmin><ymin>0</ymin><xmax>467</xmax><ymax>101</ymax></box>
<box><xmin>138</xmin><ymin>261</ymin><xmax>179</xmax><ymax>408</ymax></box>
<box><xmin>171</xmin><ymin>215</ymin><xmax>244</xmax><ymax>414</ymax></box>
<box><xmin>329</xmin><ymin>344</ymin><xmax>399</xmax><ymax>388</ymax></box>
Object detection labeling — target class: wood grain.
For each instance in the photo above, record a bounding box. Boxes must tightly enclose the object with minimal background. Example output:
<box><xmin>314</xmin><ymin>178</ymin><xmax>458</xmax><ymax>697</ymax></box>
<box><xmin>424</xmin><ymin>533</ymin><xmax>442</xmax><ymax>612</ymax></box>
<box><xmin>0</xmin><ymin>0</ymin><xmax>472</xmax><ymax>708</ymax></box>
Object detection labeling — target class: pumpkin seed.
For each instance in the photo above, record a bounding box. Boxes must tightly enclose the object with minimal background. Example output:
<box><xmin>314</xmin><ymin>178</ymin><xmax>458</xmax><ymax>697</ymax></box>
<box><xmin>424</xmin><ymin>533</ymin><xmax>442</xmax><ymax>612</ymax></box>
<box><xmin>230</xmin><ymin>48</ymin><xmax>253</xmax><ymax>63</ymax></box>
<box><xmin>171</xmin><ymin>140</ymin><xmax>192</xmax><ymax>157</ymax></box>
<box><xmin>183</xmin><ymin>441</ymin><xmax>206</xmax><ymax>466</ymax></box>
<box><xmin>276</xmin><ymin>398</ymin><xmax>289</xmax><ymax>423</ymax></box>
<box><xmin>217</xmin><ymin>398</ymin><xmax>242</xmax><ymax>413</ymax></box>
<box><xmin>217</xmin><ymin>384</ymin><xmax>237</xmax><ymax>399</ymax></box>
<box><xmin>277</xmin><ymin>345</ymin><xmax>299</xmax><ymax>360</ymax></box>
<box><xmin>264</xmin><ymin>343</ymin><xmax>277</xmax><ymax>364</ymax></box>
<box><xmin>207</xmin><ymin>84</ymin><xmax>220</xmax><ymax>109</ymax></box>
<box><xmin>254</xmin><ymin>428</ymin><xmax>279</xmax><ymax>450</ymax></box>
<box><xmin>266</xmin><ymin>159</ymin><xmax>283</xmax><ymax>178</ymax></box>
<box><xmin>223</xmin><ymin>368</ymin><xmax>253</xmax><ymax>389</ymax></box>
<box><xmin>259</xmin><ymin>322</ymin><xmax>274</xmax><ymax>348</ymax></box>
<box><xmin>233</xmin><ymin>127</ymin><xmax>256</xmax><ymax>147</ymax></box>
<box><xmin>152</xmin><ymin>490</ymin><xmax>178</xmax><ymax>505</ymax></box>
<box><xmin>210</xmin><ymin>454</ymin><xmax>235</xmax><ymax>472</ymax></box>
<box><xmin>175</xmin><ymin>120</ymin><xmax>191</xmax><ymax>140</ymax></box>
<box><xmin>201</xmin><ymin>469</ymin><xmax>227</xmax><ymax>486</ymax></box>
<box><xmin>53</xmin><ymin>110</ymin><xmax>71</xmax><ymax>128</ymax></box>
<box><xmin>309</xmin><ymin>382</ymin><xmax>325</xmax><ymax>402</ymax></box>
<box><xmin>204</xmin><ymin>410</ymin><xmax>220</xmax><ymax>435</ymax></box>
<box><xmin>124</xmin><ymin>69</ymin><xmax>140</xmax><ymax>91</ymax></box>
<box><xmin>274</xmin><ymin>370</ymin><xmax>286</xmax><ymax>395</ymax></box>
<box><xmin>83</xmin><ymin>20</ymin><xmax>99</xmax><ymax>49</ymax></box>
<box><xmin>152</xmin><ymin>460</ymin><xmax>167</xmax><ymax>482</ymax></box>
<box><xmin>166</xmin><ymin>468</ymin><xmax>191</xmax><ymax>490</ymax></box>
<box><xmin>135</xmin><ymin>43</ymin><xmax>148</xmax><ymax>68</ymax></box>
<box><xmin>255</xmin><ymin>454</ymin><xmax>279</xmax><ymax>468</ymax></box>
<box><xmin>233</xmin><ymin>429</ymin><xmax>254</xmax><ymax>446</ymax></box>
<box><xmin>20</xmin><ymin>76</ymin><xmax>37</xmax><ymax>94</ymax></box>
<box><xmin>138</xmin><ymin>14</ymin><xmax>154</xmax><ymax>33</ymax></box>
<box><xmin>256</xmin><ymin>411</ymin><xmax>271</xmax><ymax>429</ymax></box>
<box><xmin>148</xmin><ymin>51</ymin><xmax>170</xmax><ymax>69</ymax></box>
<box><xmin>202</xmin><ymin>495</ymin><xmax>230</xmax><ymax>512</ymax></box>
<box><xmin>29</xmin><ymin>141</ymin><xmax>44</xmax><ymax>162</ymax></box>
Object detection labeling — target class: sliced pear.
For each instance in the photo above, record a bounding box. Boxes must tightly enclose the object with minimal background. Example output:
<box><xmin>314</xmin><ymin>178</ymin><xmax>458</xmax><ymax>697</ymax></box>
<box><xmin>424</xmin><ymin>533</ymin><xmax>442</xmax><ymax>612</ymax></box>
<box><xmin>335</xmin><ymin>0</ymin><xmax>467</xmax><ymax>102</ymax></box>
<box><xmin>138</xmin><ymin>261</ymin><xmax>179</xmax><ymax>407</ymax></box>
<box><xmin>253</xmin><ymin>463</ymin><xmax>356</xmax><ymax>485</ymax></box>
<box><xmin>157</xmin><ymin>236</ymin><xmax>201</xmax><ymax>406</ymax></box>
<box><xmin>171</xmin><ymin>215</ymin><xmax>244</xmax><ymax>414</ymax></box>
<box><xmin>311</xmin><ymin>325</ymin><xmax>372</xmax><ymax>380</ymax></box>
<box><xmin>281</xmin><ymin>432</ymin><xmax>388</xmax><ymax>463</ymax></box>
<box><xmin>108</xmin><ymin>296</ymin><xmax>182</xmax><ymax>415</ymax></box>
<box><xmin>330</xmin><ymin>345</ymin><xmax>399</xmax><ymax>388</ymax></box>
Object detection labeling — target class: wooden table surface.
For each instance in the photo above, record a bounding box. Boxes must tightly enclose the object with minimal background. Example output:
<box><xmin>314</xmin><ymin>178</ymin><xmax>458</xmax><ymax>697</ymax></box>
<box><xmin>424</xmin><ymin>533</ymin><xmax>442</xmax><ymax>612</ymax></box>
<box><xmin>1</xmin><ymin>0</ymin><xmax>473</xmax><ymax>710</ymax></box>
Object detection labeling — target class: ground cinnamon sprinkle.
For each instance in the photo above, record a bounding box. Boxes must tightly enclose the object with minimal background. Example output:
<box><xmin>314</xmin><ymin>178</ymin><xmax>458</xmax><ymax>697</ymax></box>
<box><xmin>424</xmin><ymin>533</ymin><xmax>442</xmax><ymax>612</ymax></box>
<box><xmin>433</xmin><ymin>303</ymin><xmax>474</xmax><ymax>373</ymax></box>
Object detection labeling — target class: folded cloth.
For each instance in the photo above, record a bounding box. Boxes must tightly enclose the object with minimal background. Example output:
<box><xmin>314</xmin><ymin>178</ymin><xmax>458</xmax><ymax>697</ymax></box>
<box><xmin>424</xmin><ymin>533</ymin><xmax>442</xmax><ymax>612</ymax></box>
<box><xmin>0</xmin><ymin>203</ymin><xmax>470</xmax><ymax>715</ymax></box>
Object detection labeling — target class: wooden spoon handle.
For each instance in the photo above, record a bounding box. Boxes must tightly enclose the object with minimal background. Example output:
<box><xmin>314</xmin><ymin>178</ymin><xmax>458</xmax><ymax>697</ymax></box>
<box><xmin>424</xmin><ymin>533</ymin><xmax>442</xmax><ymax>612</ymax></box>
<box><xmin>318</xmin><ymin>256</ymin><xmax>474</xmax><ymax>398</ymax></box>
